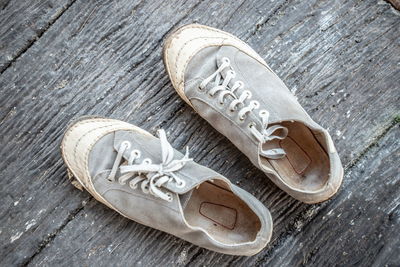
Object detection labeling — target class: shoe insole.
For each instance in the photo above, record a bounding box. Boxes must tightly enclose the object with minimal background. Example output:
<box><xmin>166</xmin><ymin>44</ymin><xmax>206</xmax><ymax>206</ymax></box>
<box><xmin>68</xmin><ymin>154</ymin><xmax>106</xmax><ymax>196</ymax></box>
<box><xmin>261</xmin><ymin>122</ymin><xmax>330</xmax><ymax>191</ymax></box>
<box><xmin>183</xmin><ymin>181</ymin><xmax>261</xmax><ymax>244</ymax></box>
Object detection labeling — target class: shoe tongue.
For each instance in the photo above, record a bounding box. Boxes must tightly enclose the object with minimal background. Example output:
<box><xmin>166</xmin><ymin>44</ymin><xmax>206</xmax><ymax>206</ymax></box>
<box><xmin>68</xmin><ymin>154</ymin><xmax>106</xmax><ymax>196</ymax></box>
<box><xmin>179</xmin><ymin>189</ymin><xmax>194</xmax><ymax>209</ymax></box>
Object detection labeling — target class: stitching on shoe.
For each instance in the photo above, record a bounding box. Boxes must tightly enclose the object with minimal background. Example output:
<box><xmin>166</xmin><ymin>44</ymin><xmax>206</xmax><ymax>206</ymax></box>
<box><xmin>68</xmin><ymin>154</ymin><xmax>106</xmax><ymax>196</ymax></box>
<box><xmin>61</xmin><ymin>118</ymin><xmax>114</xmax><ymax>167</ymax></box>
<box><xmin>166</xmin><ymin>26</ymin><xmax>231</xmax><ymax>79</ymax></box>
<box><xmin>178</xmin><ymin>38</ymin><xmax>269</xmax><ymax>89</ymax></box>
<box><xmin>62</xmin><ymin>119</ymin><xmax>121</xmax><ymax>183</ymax></box>
<box><xmin>81</xmin><ymin>125</ymin><xmax>148</xmax><ymax>196</ymax></box>
<box><xmin>166</xmin><ymin>24</ymin><xmax>261</xmax><ymax>78</ymax></box>
<box><xmin>173</xmin><ymin>36</ymin><xmax>223</xmax><ymax>79</ymax></box>
<box><xmin>102</xmin><ymin>188</ymin><xmax>180</xmax><ymax>213</ymax></box>
<box><xmin>165</xmin><ymin>25</ymin><xmax>276</xmax><ymax>96</ymax></box>
<box><xmin>165</xmin><ymin>25</ymin><xmax>261</xmax><ymax>106</ymax></box>
<box><xmin>177</xmin><ymin>37</ymin><xmax>226</xmax><ymax>84</ymax></box>
<box><xmin>62</xmin><ymin>120</ymin><xmax>168</xmax><ymax>212</ymax></box>
<box><xmin>190</xmin><ymin>96</ymin><xmax>258</xmax><ymax>146</ymax></box>
<box><xmin>72</xmin><ymin>124</ymin><xmax>116</xmax><ymax>168</ymax></box>
<box><xmin>165</xmin><ymin>25</ymin><xmax>233</xmax><ymax>83</ymax></box>
<box><xmin>177</xmin><ymin>42</ymin><xmax>224</xmax><ymax>90</ymax></box>
<box><xmin>232</xmin><ymin>51</ymin><xmax>280</xmax><ymax>119</ymax></box>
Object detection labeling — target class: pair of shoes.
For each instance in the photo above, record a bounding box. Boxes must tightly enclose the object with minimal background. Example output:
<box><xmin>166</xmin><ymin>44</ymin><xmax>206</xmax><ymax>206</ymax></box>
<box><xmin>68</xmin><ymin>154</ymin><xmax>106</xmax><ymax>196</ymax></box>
<box><xmin>61</xmin><ymin>24</ymin><xmax>343</xmax><ymax>256</ymax></box>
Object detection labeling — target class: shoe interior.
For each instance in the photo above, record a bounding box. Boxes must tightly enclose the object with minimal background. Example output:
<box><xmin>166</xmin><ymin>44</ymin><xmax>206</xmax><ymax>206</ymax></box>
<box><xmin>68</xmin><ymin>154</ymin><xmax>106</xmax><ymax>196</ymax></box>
<box><xmin>261</xmin><ymin>121</ymin><xmax>330</xmax><ymax>192</ymax></box>
<box><xmin>182</xmin><ymin>180</ymin><xmax>261</xmax><ymax>244</ymax></box>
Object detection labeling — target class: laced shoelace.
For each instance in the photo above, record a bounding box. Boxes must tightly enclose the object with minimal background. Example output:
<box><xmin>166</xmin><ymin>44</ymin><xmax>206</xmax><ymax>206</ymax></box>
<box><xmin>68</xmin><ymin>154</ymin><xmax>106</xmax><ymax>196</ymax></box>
<box><xmin>107</xmin><ymin>129</ymin><xmax>192</xmax><ymax>202</ymax></box>
<box><xmin>199</xmin><ymin>57</ymin><xmax>288</xmax><ymax>159</ymax></box>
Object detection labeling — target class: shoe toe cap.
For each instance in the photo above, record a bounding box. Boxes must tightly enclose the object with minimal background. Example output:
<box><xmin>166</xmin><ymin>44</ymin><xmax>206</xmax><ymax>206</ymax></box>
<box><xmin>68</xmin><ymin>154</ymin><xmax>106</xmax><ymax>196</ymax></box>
<box><xmin>163</xmin><ymin>24</ymin><xmax>237</xmax><ymax>94</ymax></box>
<box><xmin>61</xmin><ymin>117</ymin><xmax>132</xmax><ymax>188</ymax></box>
<box><xmin>163</xmin><ymin>23</ymin><xmax>267</xmax><ymax>106</ymax></box>
<box><xmin>164</xmin><ymin>24</ymin><xmax>224</xmax><ymax>81</ymax></box>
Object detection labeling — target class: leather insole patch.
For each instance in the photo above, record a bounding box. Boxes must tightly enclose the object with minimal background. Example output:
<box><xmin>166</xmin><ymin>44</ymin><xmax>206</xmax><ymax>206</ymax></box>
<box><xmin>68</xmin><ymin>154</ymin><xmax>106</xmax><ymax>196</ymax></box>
<box><xmin>183</xmin><ymin>181</ymin><xmax>261</xmax><ymax>244</ymax></box>
<box><xmin>199</xmin><ymin>202</ymin><xmax>237</xmax><ymax>230</ymax></box>
<box><xmin>280</xmin><ymin>136</ymin><xmax>311</xmax><ymax>174</ymax></box>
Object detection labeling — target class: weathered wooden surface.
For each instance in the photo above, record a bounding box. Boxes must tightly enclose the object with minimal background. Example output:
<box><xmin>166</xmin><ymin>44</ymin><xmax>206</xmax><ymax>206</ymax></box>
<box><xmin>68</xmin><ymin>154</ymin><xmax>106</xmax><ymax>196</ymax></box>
<box><xmin>0</xmin><ymin>0</ymin><xmax>76</xmax><ymax>73</ymax></box>
<box><xmin>0</xmin><ymin>0</ymin><xmax>399</xmax><ymax>266</ymax></box>
<box><xmin>264</xmin><ymin>125</ymin><xmax>400</xmax><ymax>266</ymax></box>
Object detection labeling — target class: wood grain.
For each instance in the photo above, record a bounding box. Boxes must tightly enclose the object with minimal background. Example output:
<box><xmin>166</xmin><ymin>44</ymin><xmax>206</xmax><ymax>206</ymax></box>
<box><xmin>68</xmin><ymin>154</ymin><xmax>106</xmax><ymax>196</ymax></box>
<box><xmin>262</xmin><ymin>125</ymin><xmax>400</xmax><ymax>266</ymax></box>
<box><xmin>0</xmin><ymin>0</ymin><xmax>399</xmax><ymax>266</ymax></box>
<box><xmin>0</xmin><ymin>0</ymin><xmax>75</xmax><ymax>73</ymax></box>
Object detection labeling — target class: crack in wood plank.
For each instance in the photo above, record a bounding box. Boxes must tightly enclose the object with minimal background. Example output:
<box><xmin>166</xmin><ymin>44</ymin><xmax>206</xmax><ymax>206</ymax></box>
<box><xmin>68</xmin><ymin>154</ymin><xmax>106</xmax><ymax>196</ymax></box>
<box><xmin>1</xmin><ymin>0</ymin><xmax>398</xmax><ymax>265</ymax></box>
<box><xmin>256</xmin><ymin>124</ymin><xmax>400</xmax><ymax>266</ymax></box>
<box><xmin>234</xmin><ymin>117</ymin><xmax>400</xmax><ymax>266</ymax></box>
<box><xmin>248</xmin><ymin>0</ymin><xmax>292</xmax><ymax>38</ymax></box>
<box><xmin>21</xmin><ymin>201</ymin><xmax>88</xmax><ymax>266</ymax></box>
<box><xmin>0</xmin><ymin>0</ymin><xmax>11</xmax><ymax>10</ymax></box>
<box><xmin>24</xmin><ymin>117</ymin><xmax>399</xmax><ymax>266</ymax></box>
<box><xmin>0</xmin><ymin>0</ymin><xmax>78</xmax><ymax>74</ymax></box>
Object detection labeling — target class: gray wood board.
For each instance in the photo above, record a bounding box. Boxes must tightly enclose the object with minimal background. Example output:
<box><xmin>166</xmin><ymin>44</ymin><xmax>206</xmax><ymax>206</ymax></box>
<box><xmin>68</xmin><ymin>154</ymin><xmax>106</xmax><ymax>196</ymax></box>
<box><xmin>263</xmin><ymin>125</ymin><xmax>400</xmax><ymax>266</ymax></box>
<box><xmin>0</xmin><ymin>0</ymin><xmax>75</xmax><ymax>73</ymax></box>
<box><xmin>0</xmin><ymin>0</ymin><xmax>399</xmax><ymax>266</ymax></box>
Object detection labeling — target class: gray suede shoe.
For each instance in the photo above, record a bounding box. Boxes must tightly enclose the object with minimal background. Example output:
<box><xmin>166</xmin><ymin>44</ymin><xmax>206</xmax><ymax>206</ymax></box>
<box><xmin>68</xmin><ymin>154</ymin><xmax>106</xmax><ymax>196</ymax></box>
<box><xmin>61</xmin><ymin>117</ymin><xmax>272</xmax><ymax>256</ymax></box>
<box><xmin>163</xmin><ymin>24</ymin><xmax>343</xmax><ymax>203</ymax></box>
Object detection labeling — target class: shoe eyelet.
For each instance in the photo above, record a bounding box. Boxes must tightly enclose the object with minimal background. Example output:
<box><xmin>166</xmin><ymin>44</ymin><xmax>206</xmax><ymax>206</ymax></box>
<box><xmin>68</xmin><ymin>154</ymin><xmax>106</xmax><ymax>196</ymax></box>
<box><xmin>121</xmin><ymin>141</ymin><xmax>131</xmax><ymax>150</ymax></box>
<box><xmin>218</xmin><ymin>101</ymin><xmax>224</xmax><ymax>106</ymax></box>
<box><xmin>229</xmin><ymin>106</ymin><xmax>237</xmax><ymax>113</ymax></box>
<box><xmin>222</xmin><ymin>57</ymin><xmax>230</xmax><ymax>64</ymax></box>
<box><xmin>131</xmin><ymin>149</ymin><xmax>141</xmax><ymax>158</ymax></box>
<box><xmin>167</xmin><ymin>193</ymin><xmax>173</xmax><ymax>202</ymax></box>
<box><xmin>176</xmin><ymin>180</ymin><xmax>186</xmax><ymax>188</ymax></box>
<box><xmin>251</xmin><ymin>100</ymin><xmax>260</xmax><ymax>109</ymax></box>
<box><xmin>228</xmin><ymin>70</ymin><xmax>236</xmax><ymax>77</ymax></box>
<box><xmin>248</xmin><ymin>122</ymin><xmax>256</xmax><ymax>129</ymax></box>
<box><xmin>143</xmin><ymin>158</ymin><xmax>152</xmax><ymax>164</ymax></box>
<box><xmin>244</xmin><ymin>90</ymin><xmax>252</xmax><ymax>98</ymax></box>
<box><xmin>129</xmin><ymin>181</ymin><xmax>138</xmax><ymax>189</ymax></box>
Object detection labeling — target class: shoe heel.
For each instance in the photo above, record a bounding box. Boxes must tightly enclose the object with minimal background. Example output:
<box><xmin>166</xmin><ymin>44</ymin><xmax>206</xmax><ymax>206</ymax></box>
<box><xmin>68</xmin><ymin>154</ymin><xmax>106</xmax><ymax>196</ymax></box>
<box><xmin>67</xmin><ymin>168</ymin><xmax>84</xmax><ymax>191</ymax></box>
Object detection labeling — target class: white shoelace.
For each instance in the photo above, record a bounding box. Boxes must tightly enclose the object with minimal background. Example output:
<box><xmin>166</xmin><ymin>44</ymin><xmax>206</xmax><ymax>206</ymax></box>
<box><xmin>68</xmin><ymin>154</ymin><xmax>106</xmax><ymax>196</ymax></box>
<box><xmin>108</xmin><ymin>129</ymin><xmax>192</xmax><ymax>202</ymax></box>
<box><xmin>200</xmin><ymin>57</ymin><xmax>288</xmax><ymax>159</ymax></box>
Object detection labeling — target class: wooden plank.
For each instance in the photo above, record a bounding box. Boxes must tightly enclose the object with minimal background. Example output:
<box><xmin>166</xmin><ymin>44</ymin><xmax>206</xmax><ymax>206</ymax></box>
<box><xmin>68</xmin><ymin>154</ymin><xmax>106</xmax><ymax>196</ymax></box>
<box><xmin>260</xmin><ymin>125</ymin><xmax>400</xmax><ymax>266</ymax></box>
<box><xmin>27</xmin><ymin>123</ymin><xmax>400</xmax><ymax>267</ymax></box>
<box><xmin>0</xmin><ymin>0</ymin><xmax>213</xmax><ymax>265</ymax></box>
<box><xmin>0</xmin><ymin>0</ymin><xmax>398</xmax><ymax>266</ymax></box>
<box><xmin>244</xmin><ymin>0</ymin><xmax>400</xmax><ymax>166</ymax></box>
<box><xmin>0</xmin><ymin>0</ymin><xmax>74</xmax><ymax>73</ymax></box>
